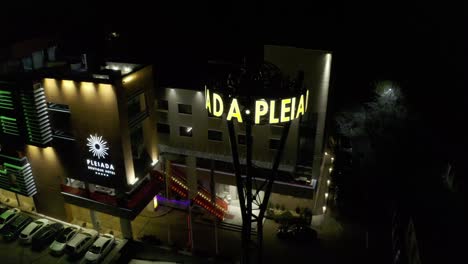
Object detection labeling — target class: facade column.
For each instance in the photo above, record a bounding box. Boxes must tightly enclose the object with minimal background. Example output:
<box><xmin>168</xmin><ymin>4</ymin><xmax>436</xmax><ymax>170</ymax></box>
<box><xmin>90</xmin><ymin>210</ymin><xmax>101</xmax><ymax>232</ymax></box>
<box><xmin>120</xmin><ymin>218</ymin><xmax>133</xmax><ymax>240</ymax></box>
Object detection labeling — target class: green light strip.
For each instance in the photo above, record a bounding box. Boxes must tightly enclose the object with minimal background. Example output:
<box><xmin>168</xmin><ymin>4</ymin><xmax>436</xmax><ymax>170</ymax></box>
<box><xmin>0</xmin><ymin>90</ymin><xmax>11</xmax><ymax>94</ymax></box>
<box><xmin>4</xmin><ymin>163</ymin><xmax>23</xmax><ymax>170</ymax></box>
<box><xmin>0</xmin><ymin>154</ymin><xmax>22</xmax><ymax>161</ymax></box>
<box><xmin>0</xmin><ymin>106</ymin><xmax>14</xmax><ymax>110</ymax></box>
<box><xmin>0</xmin><ymin>116</ymin><xmax>16</xmax><ymax>121</ymax></box>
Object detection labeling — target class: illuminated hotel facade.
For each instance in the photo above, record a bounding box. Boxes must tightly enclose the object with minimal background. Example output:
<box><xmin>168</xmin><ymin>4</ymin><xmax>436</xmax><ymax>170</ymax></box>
<box><xmin>0</xmin><ymin>44</ymin><xmax>331</xmax><ymax>238</ymax></box>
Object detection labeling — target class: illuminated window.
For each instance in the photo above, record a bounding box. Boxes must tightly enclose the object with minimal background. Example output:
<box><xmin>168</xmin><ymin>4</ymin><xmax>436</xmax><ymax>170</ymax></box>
<box><xmin>157</xmin><ymin>123</ymin><xmax>170</xmax><ymax>134</ymax></box>
<box><xmin>178</xmin><ymin>104</ymin><xmax>192</xmax><ymax>115</ymax></box>
<box><xmin>179</xmin><ymin>126</ymin><xmax>193</xmax><ymax>137</ymax></box>
<box><xmin>157</xmin><ymin>100</ymin><xmax>168</xmax><ymax>111</ymax></box>
<box><xmin>208</xmin><ymin>130</ymin><xmax>222</xmax><ymax>141</ymax></box>
<box><xmin>269</xmin><ymin>139</ymin><xmax>281</xmax><ymax>150</ymax></box>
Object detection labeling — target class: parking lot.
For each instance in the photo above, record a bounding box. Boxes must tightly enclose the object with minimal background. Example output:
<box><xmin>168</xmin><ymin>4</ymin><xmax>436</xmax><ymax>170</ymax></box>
<box><xmin>0</xmin><ymin>206</ymin><xmax>127</xmax><ymax>264</ymax></box>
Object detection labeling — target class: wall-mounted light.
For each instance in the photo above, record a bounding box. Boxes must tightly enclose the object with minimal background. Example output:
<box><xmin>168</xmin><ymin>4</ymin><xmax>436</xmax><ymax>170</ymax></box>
<box><xmin>327</xmin><ymin>179</ymin><xmax>331</xmax><ymax>186</ymax></box>
<box><xmin>325</xmin><ymin>152</ymin><xmax>329</xmax><ymax>156</ymax></box>
<box><xmin>329</xmin><ymin>167</ymin><xmax>333</xmax><ymax>173</ymax></box>
<box><xmin>186</xmin><ymin>127</ymin><xmax>192</xmax><ymax>133</ymax></box>
<box><xmin>151</xmin><ymin>159</ymin><xmax>159</xmax><ymax>166</ymax></box>
<box><xmin>130</xmin><ymin>177</ymin><xmax>139</xmax><ymax>185</ymax></box>
<box><xmin>322</xmin><ymin>206</ymin><xmax>327</xmax><ymax>213</ymax></box>
<box><xmin>325</xmin><ymin>192</ymin><xmax>329</xmax><ymax>199</ymax></box>
<box><xmin>331</xmin><ymin>157</ymin><xmax>334</xmax><ymax>162</ymax></box>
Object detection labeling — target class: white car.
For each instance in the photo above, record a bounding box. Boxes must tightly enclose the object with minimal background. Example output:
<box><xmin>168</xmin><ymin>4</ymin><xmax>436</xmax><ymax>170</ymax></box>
<box><xmin>0</xmin><ymin>208</ymin><xmax>20</xmax><ymax>230</ymax></box>
<box><xmin>19</xmin><ymin>219</ymin><xmax>50</xmax><ymax>244</ymax></box>
<box><xmin>49</xmin><ymin>225</ymin><xmax>81</xmax><ymax>255</ymax></box>
<box><xmin>65</xmin><ymin>229</ymin><xmax>98</xmax><ymax>256</ymax></box>
<box><xmin>85</xmin><ymin>234</ymin><xmax>115</xmax><ymax>262</ymax></box>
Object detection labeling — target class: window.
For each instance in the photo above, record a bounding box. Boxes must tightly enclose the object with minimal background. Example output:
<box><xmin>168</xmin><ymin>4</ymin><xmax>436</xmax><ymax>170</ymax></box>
<box><xmin>157</xmin><ymin>100</ymin><xmax>168</xmax><ymax>111</ymax></box>
<box><xmin>208</xmin><ymin>130</ymin><xmax>222</xmax><ymax>141</ymax></box>
<box><xmin>269</xmin><ymin>139</ymin><xmax>281</xmax><ymax>150</ymax></box>
<box><xmin>238</xmin><ymin>134</ymin><xmax>253</xmax><ymax>145</ymax></box>
<box><xmin>178</xmin><ymin>104</ymin><xmax>192</xmax><ymax>114</ymax></box>
<box><xmin>157</xmin><ymin>123</ymin><xmax>170</xmax><ymax>134</ymax></box>
<box><xmin>179</xmin><ymin>126</ymin><xmax>193</xmax><ymax>137</ymax></box>
<box><xmin>128</xmin><ymin>94</ymin><xmax>146</xmax><ymax>119</ymax></box>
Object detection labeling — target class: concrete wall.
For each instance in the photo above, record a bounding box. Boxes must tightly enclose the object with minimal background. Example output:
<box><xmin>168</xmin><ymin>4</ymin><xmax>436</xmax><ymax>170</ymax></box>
<box><xmin>42</xmin><ymin>78</ymin><xmax>128</xmax><ymax>189</ymax></box>
<box><xmin>264</xmin><ymin>46</ymin><xmax>332</xmax><ymax>178</ymax></box>
<box><xmin>156</xmin><ymin>88</ymin><xmax>300</xmax><ymax>167</ymax></box>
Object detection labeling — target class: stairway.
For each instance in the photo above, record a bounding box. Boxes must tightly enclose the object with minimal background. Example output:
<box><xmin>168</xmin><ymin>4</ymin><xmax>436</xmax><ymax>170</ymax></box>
<box><xmin>152</xmin><ymin>164</ymin><xmax>228</xmax><ymax>220</ymax></box>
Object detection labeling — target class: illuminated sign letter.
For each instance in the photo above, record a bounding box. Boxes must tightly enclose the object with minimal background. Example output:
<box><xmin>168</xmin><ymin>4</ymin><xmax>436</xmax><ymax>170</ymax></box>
<box><xmin>205</xmin><ymin>89</ymin><xmax>211</xmax><ymax>113</ymax></box>
<box><xmin>227</xmin><ymin>98</ymin><xmax>243</xmax><ymax>123</ymax></box>
<box><xmin>296</xmin><ymin>94</ymin><xmax>305</xmax><ymax>119</ymax></box>
<box><xmin>305</xmin><ymin>90</ymin><xmax>309</xmax><ymax>111</ymax></box>
<box><xmin>280</xmin><ymin>98</ymin><xmax>291</xmax><ymax>123</ymax></box>
<box><xmin>254</xmin><ymin>100</ymin><xmax>269</xmax><ymax>124</ymax></box>
<box><xmin>269</xmin><ymin>100</ymin><xmax>279</xmax><ymax>124</ymax></box>
<box><xmin>291</xmin><ymin>97</ymin><xmax>296</xmax><ymax>120</ymax></box>
<box><xmin>213</xmin><ymin>93</ymin><xmax>224</xmax><ymax>117</ymax></box>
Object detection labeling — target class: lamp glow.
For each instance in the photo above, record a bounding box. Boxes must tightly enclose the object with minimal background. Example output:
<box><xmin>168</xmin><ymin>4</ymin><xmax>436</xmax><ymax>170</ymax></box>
<box><xmin>322</xmin><ymin>206</ymin><xmax>327</xmax><ymax>213</ymax></box>
<box><xmin>151</xmin><ymin>159</ymin><xmax>159</xmax><ymax>166</ymax></box>
<box><xmin>327</xmin><ymin>180</ymin><xmax>331</xmax><ymax>185</ymax></box>
<box><xmin>325</xmin><ymin>152</ymin><xmax>329</xmax><ymax>156</ymax></box>
<box><xmin>245</xmin><ymin>109</ymin><xmax>251</xmax><ymax>115</ymax></box>
<box><xmin>325</xmin><ymin>193</ymin><xmax>329</xmax><ymax>199</ymax></box>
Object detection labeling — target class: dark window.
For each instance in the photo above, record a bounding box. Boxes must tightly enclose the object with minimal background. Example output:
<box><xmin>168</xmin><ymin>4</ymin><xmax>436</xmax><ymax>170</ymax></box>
<box><xmin>157</xmin><ymin>100</ymin><xmax>168</xmax><ymax>111</ymax></box>
<box><xmin>179</xmin><ymin>126</ymin><xmax>193</xmax><ymax>137</ymax></box>
<box><xmin>238</xmin><ymin>134</ymin><xmax>253</xmax><ymax>145</ymax></box>
<box><xmin>128</xmin><ymin>94</ymin><xmax>146</xmax><ymax>119</ymax></box>
<box><xmin>157</xmin><ymin>123</ymin><xmax>170</xmax><ymax>134</ymax></box>
<box><xmin>269</xmin><ymin>139</ymin><xmax>281</xmax><ymax>150</ymax></box>
<box><xmin>208</xmin><ymin>130</ymin><xmax>222</xmax><ymax>141</ymax></box>
<box><xmin>178</xmin><ymin>104</ymin><xmax>192</xmax><ymax>114</ymax></box>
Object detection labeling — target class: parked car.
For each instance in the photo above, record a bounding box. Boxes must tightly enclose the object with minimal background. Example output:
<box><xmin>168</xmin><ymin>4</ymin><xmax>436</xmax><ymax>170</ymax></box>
<box><xmin>19</xmin><ymin>219</ymin><xmax>50</xmax><ymax>244</ymax></box>
<box><xmin>277</xmin><ymin>224</ymin><xmax>318</xmax><ymax>242</ymax></box>
<box><xmin>85</xmin><ymin>234</ymin><xmax>115</xmax><ymax>262</ymax></box>
<box><xmin>1</xmin><ymin>214</ymin><xmax>33</xmax><ymax>241</ymax></box>
<box><xmin>32</xmin><ymin>223</ymin><xmax>63</xmax><ymax>250</ymax></box>
<box><xmin>49</xmin><ymin>225</ymin><xmax>81</xmax><ymax>255</ymax></box>
<box><xmin>65</xmin><ymin>229</ymin><xmax>98</xmax><ymax>256</ymax></box>
<box><xmin>0</xmin><ymin>208</ymin><xmax>21</xmax><ymax>230</ymax></box>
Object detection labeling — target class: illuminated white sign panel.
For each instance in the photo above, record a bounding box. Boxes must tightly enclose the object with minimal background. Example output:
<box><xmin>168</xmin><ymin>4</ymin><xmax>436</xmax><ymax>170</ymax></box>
<box><xmin>204</xmin><ymin>87</ymin><xmax>309</xmax><ymax>124</ymax></box>
<box><xmin>85</xmin><ymin>134</ymin><xmax>115</xmax><ymax>177</ymax></box>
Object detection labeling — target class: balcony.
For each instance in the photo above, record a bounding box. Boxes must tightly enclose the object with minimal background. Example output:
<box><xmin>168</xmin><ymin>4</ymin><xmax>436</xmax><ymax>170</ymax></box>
<box><xmin>60</xmin><ymin>175</ymin><xmax>162</xmax><ymax>219</ymax></box>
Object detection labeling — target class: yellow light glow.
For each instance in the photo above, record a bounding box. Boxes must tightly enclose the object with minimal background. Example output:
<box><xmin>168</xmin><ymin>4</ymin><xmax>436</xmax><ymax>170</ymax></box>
<box><xmin>269</xmin><ymin>100</ymin><xmax>279</xmax><ymax>124</ymax></box>
<box><xmin>226</xmin><ymin>98</ymin><xmax>242</xmax><ymax>123</ymax></box>
<box><xmin>305</xmin><ymin>89</ymin><xmax>310</xmax><ymax>112</ymax></box>
<box><xmin>295</xmin><ymin>94</ymin><xmax>305</xmax><ymax>119</ymax></box>
<box><xmin>213</xmin><ymin>93</ymin><xmax>224</xmax><ymax>117</ymax></box>
<box><xmin>329</xmin><ymin>167</ymin><xmax>333</xmax><ymax>173</ymax></box>
<box><xmin>123</xmin><ymin>75</ymin><xmax>134</xmax><ymax>83</ymax></box>
<box><xmin>290</xmin><ymin>97</ymin><xmax>296</xmax><ymax>120</ymax></box>
<box><xmin>255</xmin><ymin>100</ymin><xmax>269</xmax><ymax>124</ymax></box>
<box><xmin>280</xmin><ymin>98</ymin><xmax>291</xmax><ymax>123</ymax></box>
<box><xmin>153</xmin><ymin>196</ymin><xmax>158</xmax><ymax>209</ymax></box>
<box><xmin>62</xmin><ymin>80</ymin><xmax>74</xmax><ymax>88</ymax></box>
<box><xmin>205</xmin><ymin>89</ymin><xmax>211</xmax><ymax>113</ymax></box>
<box><xmin>325</xmin><ymin>193</ymin><xmax>329</xmax><ymax>199</ymax></box>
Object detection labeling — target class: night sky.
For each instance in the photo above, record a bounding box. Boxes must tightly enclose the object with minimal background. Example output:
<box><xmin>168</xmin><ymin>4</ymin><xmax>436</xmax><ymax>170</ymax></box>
<box><xmin>2</xmin><ymin>2</ymin><xmax>467</xmax><ymax>151</ymax></box>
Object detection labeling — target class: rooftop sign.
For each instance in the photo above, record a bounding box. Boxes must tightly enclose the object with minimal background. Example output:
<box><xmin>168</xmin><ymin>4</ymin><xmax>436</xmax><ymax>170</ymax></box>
<box><xmin>205</xmin><ymin>87</ymin><xmax>309</xmax><ymax>124</ymax></box>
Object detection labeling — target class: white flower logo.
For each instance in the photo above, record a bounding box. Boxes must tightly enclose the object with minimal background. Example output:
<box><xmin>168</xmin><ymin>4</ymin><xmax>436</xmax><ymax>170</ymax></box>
<box><xmin>86</xmin><ymin>134</ymin><xmax>109</xmax><ymax>159</ymax></box>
